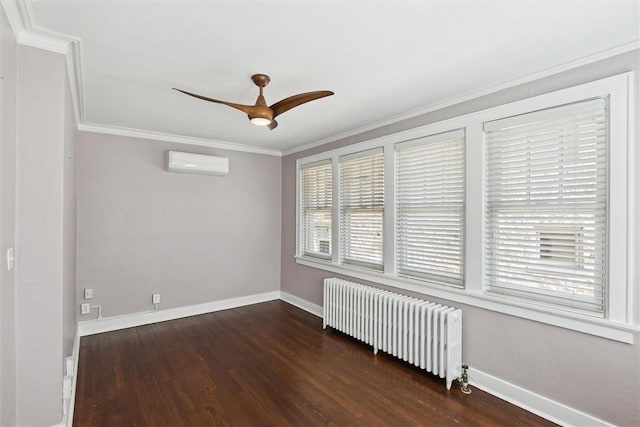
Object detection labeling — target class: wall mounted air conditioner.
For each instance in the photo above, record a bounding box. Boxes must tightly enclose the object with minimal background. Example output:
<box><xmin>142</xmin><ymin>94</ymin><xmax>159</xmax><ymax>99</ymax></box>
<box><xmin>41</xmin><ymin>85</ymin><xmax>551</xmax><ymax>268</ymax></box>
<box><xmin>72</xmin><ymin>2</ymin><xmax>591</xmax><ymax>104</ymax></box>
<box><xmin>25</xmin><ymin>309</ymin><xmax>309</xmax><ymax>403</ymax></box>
<box><xmin>166</xmin><ymin>151</ymin><xmax>229</xmax><ymax>176</ymax></box>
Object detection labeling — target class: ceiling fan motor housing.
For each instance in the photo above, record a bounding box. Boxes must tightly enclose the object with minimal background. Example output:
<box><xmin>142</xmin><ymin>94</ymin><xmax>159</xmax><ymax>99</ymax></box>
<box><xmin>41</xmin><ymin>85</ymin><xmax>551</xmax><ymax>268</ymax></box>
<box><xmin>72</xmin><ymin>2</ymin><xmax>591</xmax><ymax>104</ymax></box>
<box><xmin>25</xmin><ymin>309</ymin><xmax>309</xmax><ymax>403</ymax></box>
<box><xmin>248</xmin><ymin>104</ymin><xmax>274</xmax><ymax>122</ymax></box>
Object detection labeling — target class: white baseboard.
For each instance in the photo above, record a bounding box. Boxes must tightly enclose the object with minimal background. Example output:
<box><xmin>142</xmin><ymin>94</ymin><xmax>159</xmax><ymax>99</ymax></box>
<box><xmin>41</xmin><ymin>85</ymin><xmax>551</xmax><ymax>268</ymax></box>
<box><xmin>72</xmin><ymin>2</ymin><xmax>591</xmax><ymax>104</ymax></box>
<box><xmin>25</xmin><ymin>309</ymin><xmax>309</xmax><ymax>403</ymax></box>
<box><xmin>469</xmin><ymin>367</ymin><xmax>612</xmax><ymax>427</ymax></box>
<box><xmin>280</xmin><ymin>291</ymin><xmax>323</xmax><ymax>317</ymax></box>
<box><xmin>65</xmin><ymin>330</ymin><xmax>80</xmax><ymax>427</ymax></box>
<box><xmin>78</xmin><ymin>291</ymin><xmax>280</xmax><ymax>336</ymax></box>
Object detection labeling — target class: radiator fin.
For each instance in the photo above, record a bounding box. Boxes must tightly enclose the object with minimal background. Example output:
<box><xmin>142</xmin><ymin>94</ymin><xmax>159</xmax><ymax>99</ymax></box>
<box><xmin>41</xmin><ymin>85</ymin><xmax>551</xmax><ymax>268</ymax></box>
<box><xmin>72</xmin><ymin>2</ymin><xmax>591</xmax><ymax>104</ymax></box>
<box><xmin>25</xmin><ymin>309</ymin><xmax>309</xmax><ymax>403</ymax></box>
<box><xmin>323</xmin><ymin>277</ymin><xmax>462</xmax><ymax>390</ymax></box>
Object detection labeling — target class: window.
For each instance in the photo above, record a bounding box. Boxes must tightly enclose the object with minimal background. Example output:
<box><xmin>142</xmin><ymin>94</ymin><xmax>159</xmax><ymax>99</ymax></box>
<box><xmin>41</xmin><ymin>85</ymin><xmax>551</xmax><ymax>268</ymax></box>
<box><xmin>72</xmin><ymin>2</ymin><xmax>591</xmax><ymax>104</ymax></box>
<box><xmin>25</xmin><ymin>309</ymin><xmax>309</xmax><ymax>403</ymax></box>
<box><xmin>396</xmin><ymin>129</ymin><xmax>465</xmax><ymax>286</ymax></box>
<box><xmin>300</xmin><ymin>160</ymin><xmax>332</xmax><ymax>259</ymax></box>
<box><xmin>484</xmin><ymin>99</ymin><xmax>607</xmax><ymax>316</ymax></box>
<box><xmin>340</xmin><ymin>149</ymin><xmax>384</xmax><ymax>270</ymax></box>
<box><xmin>295</xmin><ymin>73</ymin><xmax>634</xmax><ymax>342</ymax></box>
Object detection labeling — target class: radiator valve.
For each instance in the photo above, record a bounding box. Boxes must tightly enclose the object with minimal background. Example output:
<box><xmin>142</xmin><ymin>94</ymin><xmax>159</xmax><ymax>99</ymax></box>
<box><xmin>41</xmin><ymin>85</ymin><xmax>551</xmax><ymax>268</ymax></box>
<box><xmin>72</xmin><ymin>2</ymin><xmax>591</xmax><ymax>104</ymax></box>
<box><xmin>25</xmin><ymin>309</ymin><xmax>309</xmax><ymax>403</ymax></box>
<box><xmin>459</xmin><ymin>364</ymin><xmax>472</xmax><ymax>394</ymax></box>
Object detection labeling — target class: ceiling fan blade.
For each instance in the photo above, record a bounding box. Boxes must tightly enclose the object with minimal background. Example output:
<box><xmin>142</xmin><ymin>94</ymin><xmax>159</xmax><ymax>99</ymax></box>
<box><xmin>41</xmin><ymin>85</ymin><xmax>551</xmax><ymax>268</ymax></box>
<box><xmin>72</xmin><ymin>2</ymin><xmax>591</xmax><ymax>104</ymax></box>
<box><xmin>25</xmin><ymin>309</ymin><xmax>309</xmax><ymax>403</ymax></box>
<box><xmin>173</xmin><ymin>88</ymin><xmax>255</xmax><ymax>115</ymax></box>
<box><xmin>268</xmin><ymin>120</ymin><xmax>278</xmax><ymax>131</ymax></box>
<box><xmin>270</xmin><ymin>90</ymin><xmax>334</xmax><ymax>119</ymax></box>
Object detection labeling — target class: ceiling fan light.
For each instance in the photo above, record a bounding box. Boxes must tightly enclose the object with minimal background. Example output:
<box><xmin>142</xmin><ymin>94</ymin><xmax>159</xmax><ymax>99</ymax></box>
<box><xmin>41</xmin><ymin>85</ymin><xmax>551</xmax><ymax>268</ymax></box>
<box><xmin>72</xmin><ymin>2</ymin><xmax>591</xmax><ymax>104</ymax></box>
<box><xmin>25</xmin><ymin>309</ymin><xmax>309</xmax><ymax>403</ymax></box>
<box><xmin>250</xmin><ymin>117</ymin><xmax>272</xmax><ymax>126</ymax></box>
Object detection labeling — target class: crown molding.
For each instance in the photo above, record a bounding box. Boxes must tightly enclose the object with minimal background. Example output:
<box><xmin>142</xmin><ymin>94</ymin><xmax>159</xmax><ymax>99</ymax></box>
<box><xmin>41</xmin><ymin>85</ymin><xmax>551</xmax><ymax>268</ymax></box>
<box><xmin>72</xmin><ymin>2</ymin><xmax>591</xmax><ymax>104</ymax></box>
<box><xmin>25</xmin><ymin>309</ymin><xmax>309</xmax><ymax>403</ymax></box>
<box><xmin>282</xmin><ymin>40</ymin><xmax>640</xmax><ymax>157</ymax></box>
<box><xmin>16</xmin><ymin>29</ymin><xmax>69</xmax><ymax>54</ymax></box>
<box><xmin>2</xmin><ymin>0</ymin><xmax>68</xmax><ymax>53</ymax></box>
<box><xmin>1</xmin><ymin>0</ymin><xmax>27</xmax><ymax>43</ymax></box>
<box><xmin>77</xmin><ymin>122</ymin><xmax>282</xmax><ymax>157</ymax></box>
<box><xmin>1</xmin><ymin>0</ymin><xmax>85</xmax><ymax>125</ymax></box>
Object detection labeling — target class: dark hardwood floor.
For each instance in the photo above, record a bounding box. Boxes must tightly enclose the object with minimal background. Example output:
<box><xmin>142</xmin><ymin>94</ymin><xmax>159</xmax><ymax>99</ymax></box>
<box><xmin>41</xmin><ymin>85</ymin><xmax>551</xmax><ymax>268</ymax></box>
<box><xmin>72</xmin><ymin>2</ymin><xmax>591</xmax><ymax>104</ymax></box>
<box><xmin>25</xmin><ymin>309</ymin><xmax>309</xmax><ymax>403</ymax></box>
<box><xmin>74</xmin><ymin>300</ymin><xmax>555</xmax><ymax>426</ymax></box>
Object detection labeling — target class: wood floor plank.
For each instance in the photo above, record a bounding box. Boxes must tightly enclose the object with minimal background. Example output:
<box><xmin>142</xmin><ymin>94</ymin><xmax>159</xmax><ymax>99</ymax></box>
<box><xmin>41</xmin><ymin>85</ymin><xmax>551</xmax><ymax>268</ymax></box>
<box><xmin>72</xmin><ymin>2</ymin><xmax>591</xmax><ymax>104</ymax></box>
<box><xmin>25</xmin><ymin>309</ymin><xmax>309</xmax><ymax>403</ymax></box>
<box><xmin>74</xmin><ymin>300</ymin><xmax>556</xmax><ymax>426</ymax></box>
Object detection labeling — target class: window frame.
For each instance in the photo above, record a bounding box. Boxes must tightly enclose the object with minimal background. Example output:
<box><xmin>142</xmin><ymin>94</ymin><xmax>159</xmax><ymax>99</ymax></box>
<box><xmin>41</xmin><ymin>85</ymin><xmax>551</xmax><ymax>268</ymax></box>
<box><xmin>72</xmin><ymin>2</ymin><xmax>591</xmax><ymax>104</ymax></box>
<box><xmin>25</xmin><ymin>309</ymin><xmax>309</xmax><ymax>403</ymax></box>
<box><xmin>483</xmin><ymin>98</ymin><xmax>609</xmax><ymax>317</ymax></box>
<box><xmin>339</xmin><ymin>148</ymin><xmax>385</xmax><ymax>270</ymax></box>
<box><xmin>295</xmin><ymin>72</ymin><xmax>637</xmax><ymax>343</ymax></box>
<box><xmin>395</xmin><ymin>129</ymin><xmax>466</xmax><ymax>287</ymax></box>
<box><xmin>299</xmin><ymin>159</ymin><xmax>333</xmax><ymax>260</ymax></box>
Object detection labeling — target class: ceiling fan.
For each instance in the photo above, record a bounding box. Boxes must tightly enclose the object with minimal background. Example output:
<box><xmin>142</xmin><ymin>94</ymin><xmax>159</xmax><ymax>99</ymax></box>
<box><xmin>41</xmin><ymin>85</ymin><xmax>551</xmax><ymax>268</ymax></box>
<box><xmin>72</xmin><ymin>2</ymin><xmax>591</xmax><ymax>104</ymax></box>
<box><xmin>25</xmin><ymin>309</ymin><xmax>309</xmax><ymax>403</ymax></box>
<box><xmin>173</xmin><ymin>74</ymin><xmax>334</xmax><ymax>130</ymax></box>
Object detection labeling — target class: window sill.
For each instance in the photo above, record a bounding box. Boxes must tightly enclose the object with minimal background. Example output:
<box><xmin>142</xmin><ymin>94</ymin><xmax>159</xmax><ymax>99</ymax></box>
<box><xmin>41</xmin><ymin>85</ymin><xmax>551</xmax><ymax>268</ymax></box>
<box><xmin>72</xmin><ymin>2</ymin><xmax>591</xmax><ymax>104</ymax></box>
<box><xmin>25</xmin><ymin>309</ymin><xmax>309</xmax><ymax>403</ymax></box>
<box><xmin>295</xmin><ymin>255</ymin><xmax>638</xmax><ymax>344</ymax></box>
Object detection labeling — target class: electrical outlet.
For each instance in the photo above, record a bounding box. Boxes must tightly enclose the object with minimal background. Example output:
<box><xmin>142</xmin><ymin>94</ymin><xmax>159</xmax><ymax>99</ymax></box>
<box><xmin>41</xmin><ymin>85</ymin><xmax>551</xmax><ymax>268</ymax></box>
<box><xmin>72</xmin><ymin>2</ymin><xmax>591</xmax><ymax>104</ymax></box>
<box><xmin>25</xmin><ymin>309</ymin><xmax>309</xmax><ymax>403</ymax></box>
<box><xmin>84</xmin><ymin>288</ymin><xmax>93</xmax><ymax>299</ymax></box>
<box><xmin>81</xmin><ymin>303</ymin><xmax>90</xmax><ymax>315</ymax></box>
<box><xmin>152</xmin><ymin>293</ymin><xmax>160</xmax><ymax>304</ymax></box>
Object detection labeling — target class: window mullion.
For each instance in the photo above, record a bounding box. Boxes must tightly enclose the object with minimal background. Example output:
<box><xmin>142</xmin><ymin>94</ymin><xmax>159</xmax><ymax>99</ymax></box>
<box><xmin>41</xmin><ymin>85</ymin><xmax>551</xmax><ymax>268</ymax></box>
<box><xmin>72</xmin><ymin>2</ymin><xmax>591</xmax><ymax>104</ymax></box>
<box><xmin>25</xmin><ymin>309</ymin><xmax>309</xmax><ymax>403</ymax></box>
<box><xmin>466</xmin><ymin>123</ymin><xmax>484</xmax><ymax>294</ymax></box>
<box><xmin>383</xmin><ymin>142</ymin><xmax>396</xmax><ymax>276</ymax></box>
<box><xmin>608</xmin><ymin>85</ymin><xmax>630</xmax><ymax>323</ymax></box>
<box><xmin>331</xmin><ymin>156</ymin><xmax>340</xmax><ymax>264</ymax></box>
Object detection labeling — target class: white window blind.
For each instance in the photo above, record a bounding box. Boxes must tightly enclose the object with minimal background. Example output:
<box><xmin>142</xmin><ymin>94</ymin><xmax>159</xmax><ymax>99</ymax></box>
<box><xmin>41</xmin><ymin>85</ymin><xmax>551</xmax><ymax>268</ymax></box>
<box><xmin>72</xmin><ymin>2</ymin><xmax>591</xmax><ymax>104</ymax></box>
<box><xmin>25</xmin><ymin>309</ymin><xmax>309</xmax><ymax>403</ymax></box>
<box><xmin>396</xmin><ymin>129</ymin><xmax>465</xmax><ymax>286</ymax></box>
<box><xmin>340</xmin><ymin>148</ymin><xmax>384</xmax><ymax>270</ymax></box>
<box><xmin>301</xmin><ymin>160</ymin><xmax>332</xmax><ymax>259</ymax></box>
<box><xmin>484</xmin><ymin>98</ymin><xmax>607</xmax><ymax>316</ymax></box>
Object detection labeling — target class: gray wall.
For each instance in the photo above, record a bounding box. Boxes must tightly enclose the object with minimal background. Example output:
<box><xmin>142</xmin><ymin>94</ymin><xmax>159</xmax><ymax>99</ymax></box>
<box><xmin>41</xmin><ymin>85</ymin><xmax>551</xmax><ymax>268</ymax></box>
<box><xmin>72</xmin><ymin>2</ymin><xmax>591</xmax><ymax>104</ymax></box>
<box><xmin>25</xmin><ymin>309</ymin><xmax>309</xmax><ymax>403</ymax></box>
<box><xmin>281</xmin><ymin>50</ymin><xmax>640</xmax><ymax>426</ymax></box>
<box><xmin>0</xmin><ymin>6</ymin><xmax>18</xmax><ymax>426</ymax></box>
<box><xmin>77</xmin><ymin>134</ymin><xmax>281</xmax><ymax>318</ymax></box>
<box><xmin>14</xmin><ymin>45</ymin><xmax>77</xmax><ymax>426</ymax></box>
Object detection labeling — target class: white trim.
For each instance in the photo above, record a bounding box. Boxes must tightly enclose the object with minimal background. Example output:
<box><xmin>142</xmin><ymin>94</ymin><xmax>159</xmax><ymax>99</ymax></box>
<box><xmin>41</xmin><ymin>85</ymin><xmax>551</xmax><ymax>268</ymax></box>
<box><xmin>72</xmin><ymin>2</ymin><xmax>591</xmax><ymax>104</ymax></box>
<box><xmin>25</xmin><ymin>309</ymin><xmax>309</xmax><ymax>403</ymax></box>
<box><xmin>0</xmin><ymin>0</ymin><xmax>69</xmax><ymax>53</ymax></box>
<box><xmin>1</xmin><ymin>0</ymin><xmax>24</xmax><ymax>39</ymax></box>
<box><xmin>75</xmin><ymin>291</ymin><xmax>323</xmax><ymax>337</ymax></box>
<box><xmin>626</xmin><ymin>73</ymin><xmax>637</xmax><ymax>325</ymax></box>
<box><xmin>63</xmin><ymin>330</ymin><xmax>80</xmax><ymax>427</ymax></box>
<box><xmin>330</xmin><ymin>156</ymin><xmax>340</xmax><ymax>264</ymax></box>
<box><xmin>465</xmin><ymin>124</ymin><xmax>484</xmax><ymax>296</ymax></box>
<box><xmin>16</xmin><ymin>29</ymin><xmax>69</xmax><ymax>54</ymax></box>
<box><xmin>280</xmin><ymin>291</ymin><xmax>323</xmax><ymax>317</ymax></box>
<box><xmin>282</xmin><ymin>41</ymin><xmax>640</xmax><ymax>157</ymax></box>
<box><xmin>78</xmin><ymin>291</ymin><xmax>281</xmax><ymax>336</ymax></box>
<box><xmin>469</xmin><ymin>367</ymin><xmax>613</xmax><ymax>427</ymax></box>
<box><xmin>0</xmin><ymin>0</ymin><xmax>84</xmax><ymax>126</ymax></box>
<box><xmin>64</xmin><ymin>39</ymin><xmax>85</xmax><ymax>124</ymax></box>
<box><xmin>300</xmin><ymin>158</ymin><xmax>331</xmax><ymax>170</ymax></box>
<box><xmin>339</xmin><ymin>146</ymin><xmax>383</xmax><ymax>162</ymax></box>
<box><xmin>295</xmin><ymin>158</ymin><xmax>301</xmax><ymax>257</ymax></box>
<box><xmin>383</xmin><ymin>142</ymin><xmax>396</xmax><ymax>276</ymax></box>
<box><xmin>77</xmin><ymin>122</ymin><xmax>282</xmax><ymax>157</ymax></box>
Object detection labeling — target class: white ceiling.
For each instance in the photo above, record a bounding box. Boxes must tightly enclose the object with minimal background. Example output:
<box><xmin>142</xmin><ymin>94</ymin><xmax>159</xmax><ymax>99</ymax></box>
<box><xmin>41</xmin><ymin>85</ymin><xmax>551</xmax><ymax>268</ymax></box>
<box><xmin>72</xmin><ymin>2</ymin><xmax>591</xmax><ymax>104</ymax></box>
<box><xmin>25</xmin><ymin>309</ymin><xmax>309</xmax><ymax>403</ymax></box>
<box><xmin>24</xmin><ymin>1</ymin><xmax>640</xmax><ymax>153</ymax></box>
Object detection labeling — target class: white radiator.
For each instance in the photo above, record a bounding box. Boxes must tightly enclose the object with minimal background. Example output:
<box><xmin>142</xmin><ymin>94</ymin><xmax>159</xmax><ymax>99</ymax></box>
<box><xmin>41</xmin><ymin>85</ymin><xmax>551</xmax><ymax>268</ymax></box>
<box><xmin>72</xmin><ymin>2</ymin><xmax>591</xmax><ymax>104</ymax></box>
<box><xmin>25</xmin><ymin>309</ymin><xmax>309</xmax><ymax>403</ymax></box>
<box><xmin>323</xmin><ymin>278</ymin><xmax>463</xmax><ymax>390</ymax></box>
